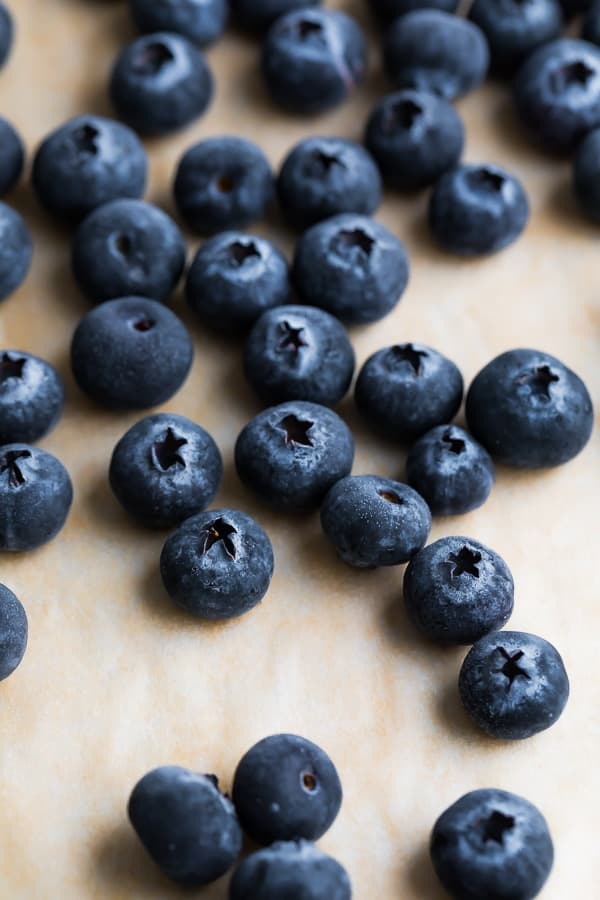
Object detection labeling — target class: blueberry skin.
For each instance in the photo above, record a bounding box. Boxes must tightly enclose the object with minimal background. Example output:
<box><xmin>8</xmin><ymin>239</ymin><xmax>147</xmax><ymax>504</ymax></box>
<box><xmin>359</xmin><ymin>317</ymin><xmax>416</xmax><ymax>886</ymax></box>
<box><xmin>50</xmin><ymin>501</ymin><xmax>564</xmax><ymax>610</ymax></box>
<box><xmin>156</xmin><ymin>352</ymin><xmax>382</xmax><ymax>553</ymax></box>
<box><xmin>232</xmin><ymin>0</ymin><xmax>322</xmax><ymax>33</ymax></box>
<box><xmin>459</xmin><ymin>630</ymin><xmax>569</xmax><ymax>740</ymax></box>
<box><xmin>243</xmin><ymin>305</ymin><xmax>355</xmax><ymax>407</ymax></box>
<box><xmin>465</xmin><ymin>348</ymin><xmax>594</xmax><ymax>468</ymax></box>
<box><xmin>0</xmin><ymin>351</ymin><xmax>64</xmax><ymax>445</ymax></box>
<box><xmin>261</xmin><ymin>9</ymin><xmax>368</xmax><ymax>115</ymax></box>
<box><xmin>235</xmin><ymin>401</ymin><xmax>354</xmax><ymax>512</ymax></box>
<box><xmin>109</xmin><ymin>32</ymin><xmax>213</xmax><ymax>136</ymax></box>
<box><xmin>0</xmin><ymin>583</ymin><xmax>27</xmax><ymax>681</ymax></box>
<box><xmin>383</xmin><ymin>11</ymin><xmax>490</xmax><ymax>101</ymax></box>
<box><xmin>292</xmin><ymin>213</ymin><xmax>409</xmax><ymax>326</ymax></box>
<box><xmin>160</xmin><ymin>508</ymin><xmax>274</xmax><ymax>618</ymax></box>
<box><xmin>0</xmin><ymin>203</ymin><xmax>32</xmax><ymax>301</ymax></box>
<box><xmin>128</xmin><ymin>767</ymin><xmax>242</xmax><ymax>885</ymax></box>
<box><xmin>277</xmin><ymin>137</ymin><xmax>382</xmax><ymax>230</ymax></box>
<box><xmin>232</xmin><ymin>734</ymin><xmax>342</xmax><ymax>845</ymax></box>
<box><xmin>403</xmin><ymin>536</ymin><xmax>514</xmax><ymax>645</ymax></box>
<box><xmin>186</xmin><ymin>232</ymin><xmax>289</xmax><ymax>333</ymax></box>
<box><xmin>406</xmin><ymin>425</ymin><xmax>494</xmax><ymax>516</ymax></box>
<box><xmin>70</xmin><ymin>296</ymin><xmax>193</xmax><ymax>409</ymax></box>
<box><xmin>0</xmin><ymin>3</ymin><xmax>12</xmax><ymax>68</ymax></box>
<box><xmin>128</xmin><ymin>0</ymin><xmax>228</xmax><ymax>47</ymax></box>
<box><xmin>0</xmin><ymin>444</ymin><xmax>73</xmax><ymax>552</ymax></box>
<box><xmin>469</xmin><ymin>0</ymin><xmax>563</xmax><ymax>77</ymax></box>
<box><xmin>573</xmin><ymin>126</ymin><xmax>600</xmax><ymax>220</ymax></box>
<box><xmin>583</xmin><ymin>1</ymin><xmax>600</xmax><ymax>45</ymax></box>
<box><xmin>229</xmin><ymin>841</ymin><xmax>352</xmax><ymax>900</ymax></box>
<box><xmin>369</xmin><ymin>1</ymin><xmax>458</xmax><ymax>22</ymax></box>
<box><xmin>0</xmin><ymin>118</ymin><xmax>24</xmax><ymax>196</ymax></box>
<box><xmin>431</xmin><ymin>789</ymin><xmax>554</xmax><ymax>900</ymax></box>
<box><xmin>355</xmin><ymin>343</ymin><xmax>464</xmax><ymax>442</ymax></box>
<box><xmin>174</xmin><ymin>137</ymin><xmax>274</xmax><ymax>235</ymax></box>
<box><xmin>32</xmin><ymin>115</ymin><xmax>147</xmax><ymax>223</ymax></box>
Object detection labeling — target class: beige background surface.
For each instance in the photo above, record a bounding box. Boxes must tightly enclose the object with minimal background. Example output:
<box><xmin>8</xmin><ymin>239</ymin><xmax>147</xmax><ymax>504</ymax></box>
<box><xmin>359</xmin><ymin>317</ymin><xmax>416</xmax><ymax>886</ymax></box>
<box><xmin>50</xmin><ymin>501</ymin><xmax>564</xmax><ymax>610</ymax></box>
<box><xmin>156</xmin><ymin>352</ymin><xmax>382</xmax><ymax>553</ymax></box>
<box><xmin>0</xmin><ymin>1</ymin><xmax>598</xmax><ymax>897</ymax></box>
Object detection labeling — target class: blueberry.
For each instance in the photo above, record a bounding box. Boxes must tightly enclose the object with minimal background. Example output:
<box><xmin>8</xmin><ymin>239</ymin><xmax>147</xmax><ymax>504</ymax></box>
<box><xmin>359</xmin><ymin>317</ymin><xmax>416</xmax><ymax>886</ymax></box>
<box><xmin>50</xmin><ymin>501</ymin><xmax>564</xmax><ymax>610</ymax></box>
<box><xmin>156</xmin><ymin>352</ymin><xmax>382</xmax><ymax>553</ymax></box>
<box><xmin>365</xmin><ymin>89</ymin><xmax>464</xmax><ymax>192</ymax></box>
<box><xmin>0</xmin><ymin>118</ymin><xmax>24</xmax><ymax>196</ymax></box>
<box><xmin>186</xmin><ymin>231</ymin><xmax>290</xmax><ymax>332</ymax></box>
<box><xmin>128</xmin><ymin>0</ymin><xmax>228</xmax><ymax>47</ymax></box>
<box><xmin>174</xmin><ymin>137</ymin><xmax>274</xmax><ymax>235</ymax></box>
<box><xmin>383</xmin><ymin>11</ymin><xmax>489</xmax><ymax>101</ymax></box>
<box><xmin>0</xmin><ymin>583</ymin><xmax>27</xmax><ymax>681</ymax></box>
<box><xmin>261</xmin><ymin>9</ymin><xmax>367</xmax><ymax>115</ymax></box>
<box><xmin>368</xmin><ymin>1</ymin><xmax>458</xmax><ymax>23</ymax></box>
<box><xmin>561</xmin><ymin>0</ymin><xmax>592</xmax><ymax>17</ymax></box>
<box><xmin>406</xmin><ymin>425</ymin><xmax>494</xmax><ymax>516</ymax></box>
<box><xmin>234</xmin><ymin>401</ymin><xmax>354</xmax><ymax>512</ymax></box>
<box><xmin>109</xmin><ymin>413</ymin><xmax>222</xmax><ymax>529</ymax></box>
<box><xmin>229</xmin><ymin>841</ymin><xmax>352</xmax><ymax>900</ymax></box>
<box><xmin>0</xmin><ymin>2</ymin><xmax>12</xmax><ymax>68</ymax></box>
<box><xmin>277</xmin><ymin>137</ymin><xmax>382</xmax><ymax>230</ymax></box>
<box><xmin>320</xmin><ymin>475</ymin><xmax>431</xmax><ymax>568</ymax></box>
<box><xmin>128</xmin><ymin>767</ymin><xmax>242</xmax><ymax>885</ymax></box>
<box><xmin>32</xmin><ymin>115</ymin><xmax>147</xmax><ymax>223</ymax></box>
<box><xmin>430</xmin><ymin>788</ymin><xmax>554</xmax><ymax>900</ymax></box>
<box><xmin>403</xmin><ymin>536</ymin><xmax>514</xmax><ymax>645</ymax></box>
<box><xmin>459</xmin><ymin>630</ymin><xmax>570</xmax><ymax>739</ymax></box>
<box><xmin>465</xmin><ymin>348</ymin><xmax>594</xmax><ymax>468</ymax></box>
<box><xmin>583</xmin><ymin>0</ymin><xmax>600</xmax><ymax>45</ymax></box>
<box><xmin>469</xmin><ymin>0</ymin><xmax>563</xmax><ymax>77</ymax></box>
<box><xmin>0</xmin><ymin>351</ymin><xmax>64</xmax><ymax>445</ymax></box>
<box><xmin>232</xmin><ymin>0</ymin><xmax>322</xmax><ymax>33</ymax></box>
<box><xmin>0</xmin><ymin>203</ymin><xmax>32</xmax><ymax>301</ymax></box>
<box><xmin>70</xmin><ymin>296</ymin><xmax>193</xmax><ymax>409</ymax></box>
<box><xmin>573</xmin><ymin>126</ymin><xmax>600</xmax><ymax>220</ymax></box>
<box><xmin>355</xmin><ymin>343</ymin><xmax>463</xmax><ymax>442</ymax></box>
<box><xmin>232</xmin><ymin>734</ymin><xmax>342</xmax><ymax>844</ymax></box>
<box><xmin>243</xmin><ymin>305</ymin><xmax>355</xmax><ymax>407</ymax></box>
<box><xmin>72</xmin><ymin>199</ymin><xmax>186</xmax><ymax>305</ymax></box>
<box><xmin>160</xmin><ymin>508</ymin><xmax>274</xmax><ymax>618</ymax></box>
<box><xmin>0</xmin><ymin>444</ymin><xmax>73</xmax><ymax>551</ymax></box>
<box><xmin>292</xmin><ymin>213</ymin><xmax>409</xmax><ymax>326</ymax></box>
<box><xmin>109</xmin><ymin>32</ymin><xmax>213</xmax><ymax>136</ymax></box>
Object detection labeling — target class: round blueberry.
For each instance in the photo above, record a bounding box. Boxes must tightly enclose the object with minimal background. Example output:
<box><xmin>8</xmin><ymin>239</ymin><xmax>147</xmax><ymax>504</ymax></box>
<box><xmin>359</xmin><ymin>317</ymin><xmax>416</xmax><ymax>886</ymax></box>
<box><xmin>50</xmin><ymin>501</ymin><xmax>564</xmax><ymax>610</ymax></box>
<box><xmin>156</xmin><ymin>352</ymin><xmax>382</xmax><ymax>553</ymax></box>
<box><xmin>355</xmin><ymin>343</ymin><xmax>463</xmax><ymax>442</ymax></box>
<box><xmin>0</xmin><ymin>583</ymin><xmax>27</xmax><ymax>681</ymax></box>
<box><xmin>459</xmin><ymin>630</ymin><xmax>570</xmax><ymax>739</ymax></box>
<box><xmin>160</xmin><ymin>508</ymin><xmax>274</xmax><ymax>619</ymax></box>
<box><xmin>232</xmin><ymin>734</ymin><xmax>342</xmax><ymax>845</ymax></box>
<box><xmin>0</xmin><ymin>351</ymin><xmax>64</xmax><ymax>445</ymax></box>
<box><xmin>573</xmin><ymin>127</ymin><xmax>600</xmax><ymax>220</ymax></box>
<box><xmin>292</xmin><ymin>214</ymin><xmax>409</xmax><ymax>326</ymax></box>
<box><xmin>0</xmin><ymin>3</ymin><xmax>13</xmax><ymax>68</ymax></box>
<box><xmin>230</xmin><ymin>841</ymin><xmax>352</xmax><ymax>900</ymax></box>
<box><xmin>469</xmin><ymin>0</ymin><xmax>563</xmax><ymax>77</ymax></box>
<box><xmin>583</xmin><ymin>1</ymin><xmax>600</xmax><ymax>46</ymax></box>
<box><xmin>320</xmin><ymin>475</ymin><xmax>431</xmax><ymax>568</ymax></box>
<box><xmin>261</xmin><ymin>9</ymin><xmax>367</xmax><ymax>115</ymax></box>
<box><xmin>0</xmin><ymin>203</ymin><xmax>32</xmax><ymax>302</ymax></box>
<box><xmin>235</xmin><ymin>401</ymin><xmax>354</xmax><ymax>512</ymax></box>
<box><xmin>232</xmin><ymin>0</ymin><xmax>322</xmax><ymax>33</ymax></box>
<box><xmin>431</xmin><ymin>789</ymin><xmax>554</xmax><ymax>900</ymax></box>
<box><xmin>186</xmin><ymin>232</ymin><xmax>290</xmax><ymax>332</ymax></box>
<box><xmin>128</xmin><ymin>0</ymin><xmax>228</xmax><ymax>47</ymax></box>
<box><xmin>465</xmin><ymin>348</ymin><xmax>594</xmax><ymax>468</ymax></box>
<box><xmin>70</xmin><ymin>296</ymin><xmax>193</xmax><ymax>409</ymax></box>
<box><xmin>243</xmin><ymin>305</ymin><xmax>355</xmax><ymax>407</ymax></box>
<box><xmin>0</xmin><ymin>444</ymin><xmax>73</xmax><ymax>552</ymax></box>
<box><xmin>128</xmin><ymin>767</ymin><xmax>242</xmax><ymax>885</ymax></box>
<box><xmin>369</xmin><ymin>0</ymin><xmax>458</xmax><ymax>21</ymax></box>
<box><xmin>174</xmin><ymin>137</ymin><xmax>274</xmax><ymax>235</ymax></box>
<box><xmin>109</xmin><ymin>32</ymin><xmax>213</xmax><ymax>136</ymax></box>
<box><xmin>0</xmin><ymin>118</ymin><xmax>24</xmax><ymax>196</ymax></box>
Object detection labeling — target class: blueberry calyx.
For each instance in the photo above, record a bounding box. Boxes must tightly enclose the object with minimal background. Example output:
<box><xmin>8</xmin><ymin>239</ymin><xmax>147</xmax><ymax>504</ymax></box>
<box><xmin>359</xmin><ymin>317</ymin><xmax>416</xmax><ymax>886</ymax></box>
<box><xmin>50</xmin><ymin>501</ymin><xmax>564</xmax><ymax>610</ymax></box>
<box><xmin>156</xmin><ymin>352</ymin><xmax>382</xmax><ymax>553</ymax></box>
<box><xmin>378</xmin><ymin>488</ymin><xmax>403</xmax><ymax>504</ymax></box>
<box><xmin>152</xmin><ymin>428</ymin><xmax>188</xmax><ymax>471</ymax></box>
<box><xmin>133</xmin><ymin>41</ymin><xmax>175</xmax><ymax>76</ymax></box>
<box><xmin>278</xmin><ymin>321</ymin><xmax>308</xmax><ymax>353</ymax></box>
<box><xmin>71</xmin><ymin>122</ymin><xmax>100</xmax><ymax>156</ymax></box>
<box><xmin>301</xmin><ymin>771</ymin><xmax>319</xmax><ymax>793</ymax></box>
<box><xmin>113</xmin><ymin>233</ymin><xmax>133</xmax><ymax>257</ymax></box>
<box><xmin>442</xmin><ymin>428</ymin><xmax>466</xmax><ymax>455</ymax></box>
<box><xmin>0</xmin><ymin>353</ymin><xmax>26</xmax><ymax>381</ymax></box>
<box><xmin>131</xmin><ymin>317</ymin><xmax>155</xmax><ymax>332</ymax></box>
<box><xmin>0</xmin><ymin>448</ymin><xmax>31</xmax><ymax>487</ymax></box>
<box><xmin>310</xmin><ymin>150</ymin><xmax>344</xmax><ymax>175</ymax></box>
<box><xmin>228</xmin><ymin>240</ymin><xmax>260</xmax><ymax>266</ymax></box>
<box><xmin>514</xmin><ymin>364</ymin><xmax>559</xmax><ymax>400</ymax></box>
<box><xmin>200</xmin><ymin>518</ymin><xmax>238</xmax><ymax>559</ymax></box>
<box><xmin>480</xmin><ymin>810</ymin><xmax>515</xmax><ymax>845</ymax></box>
<box><xmin>468</xmin><ymin>167</ymin><xmax>506</xmax><ymax>194</ymax></box>
<box><xmin>279</xmin><ymin>414</ymin><xmax>314</xmax><ymax>447</ymax></box>
<box><xmin>383</xmin><ymin>98</ymin><xmax>423</xmax><ymax>133</ymax></box>
<box><xmin>447</xmin><ymin>546</ymin><xmax>482</xmax><ymax>578</ymax></box>
<box><xmin>389</xmin><ymin>344</ymin><xmax>428</xmax><ymax>375</ymax></box>
<box><xmin>550</xmin><ymin>59</ymin><xmax>595</xmax><ymax>93</ymax></box>
<box><xmin>334</xmin><ymin>227</ymin><xmax>375</xmax><ymax>257</ymax></box>
<box><xmin>496</xmin><ymin>647</ymin><xmax>531</xmax><ymax>690</ymax></box>
<box><xmin>295</xmin><ymin>19</ymin><xmax>325</xmax><ymax>42</ymax></box>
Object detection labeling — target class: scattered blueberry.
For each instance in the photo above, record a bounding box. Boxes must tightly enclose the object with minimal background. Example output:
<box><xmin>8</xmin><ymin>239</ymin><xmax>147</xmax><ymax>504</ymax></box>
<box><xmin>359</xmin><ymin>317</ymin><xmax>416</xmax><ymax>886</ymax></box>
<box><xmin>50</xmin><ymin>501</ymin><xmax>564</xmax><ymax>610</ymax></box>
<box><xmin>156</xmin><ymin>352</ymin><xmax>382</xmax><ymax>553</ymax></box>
<box><xmin>0</xmin><ymin>583</ymin><xmax>27</xmax><ymax>681</ymax></box>
<box><xmin>583</xmin><ymin>1</ymin><xmax>600</xmax><ymax>46</ymax></box>
<box><xmin>0</xmin><ymin>203</ymin><xmax>32</xmax><ymax>301</ymax></box>
<box><xmin>0</xmin><ymin>350</ymin><xmax>64</xmax><ymax>445</ymax></box>
<box><xmin>469</xmin><ymin>0</ymin><xmax>563</xmax><ymax>77</ymax></box>
<box><xmin>128</xmin><ymin>0</ymin><xmax>228</xmax><ymax>47</ymax></box>
<box><xmin>0</xmin><ymin>2</ymin><xmax>12</xmax><ymax>68</ymax></box>
<box><xmin>573</xmin><ymin>126</ymin><xmax>600</xmax><ymax>220</ymax></box>
<box><xmin>0</xmin><ymin>117</ymin><xmax>24</xmax><ymax>196</ymax></box>
<box><xmin>232</xmin><ymin>0</ymin><xmax>322</xmax><ymax>33</ymax></box>
<box><xmin>229</xmin><ymin>841</ymin><xmax>352</xmax><ymax>900</ymax></box>
<box><xmin>368</xmin><ymin>0</ymin><xmax>458</xmax><ymax>22</ymax></box>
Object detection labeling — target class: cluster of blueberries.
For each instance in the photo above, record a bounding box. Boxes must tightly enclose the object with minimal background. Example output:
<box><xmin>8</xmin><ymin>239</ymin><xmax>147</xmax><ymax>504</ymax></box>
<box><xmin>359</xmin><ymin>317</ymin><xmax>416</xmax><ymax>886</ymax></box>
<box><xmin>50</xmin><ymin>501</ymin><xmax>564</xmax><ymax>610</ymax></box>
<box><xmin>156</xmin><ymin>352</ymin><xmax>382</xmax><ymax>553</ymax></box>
<box><xmin>0</xmin><ymin>0</ymin><xmax>598</xmax><ymax>897</ymax></box>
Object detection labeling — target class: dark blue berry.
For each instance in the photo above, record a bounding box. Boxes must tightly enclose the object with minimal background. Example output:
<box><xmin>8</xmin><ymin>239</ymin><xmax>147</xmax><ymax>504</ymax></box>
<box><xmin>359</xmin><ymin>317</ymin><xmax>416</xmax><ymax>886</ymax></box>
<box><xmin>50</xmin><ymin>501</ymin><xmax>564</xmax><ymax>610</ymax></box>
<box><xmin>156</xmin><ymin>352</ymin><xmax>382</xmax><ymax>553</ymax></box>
<box><xmin>160</xmin><ymin>508</ymin><xmax>274</xmax><ymax>618</ymax></box>
<box><xmin>573</xmin><ymin>126</ymin><xmax>600</xmax><ymax>220</ymax></box>
<box><xmin>368</xmin><ymin>0</ymin><xmax>458</xmax><ymax>22</ymax></box>
<box><xmin>0</xmin><ymin>2</ymin><xmax>12</xmax><ymax>68</ymax></box>
<box><xmin>583</xmin><ymin>1</ymin><xmax>600</xmax><ymax>45</ymax></box>
<box><xmin>128</xmin><ymin>0</ymin><xmax>228</xmax><ymax>47</ymax></box>
<box><xmin>561</xmin><ymin>0</ymin><xmax>591</xmax><ymax>15</ymax></box>
<box><xmin>232</xmin><ymin>734</ymin><xmax>342</xmax><ymax>845</ymax></box>
<box><xmin>0</xmin><ymin>118</ymin><xmax>24</xmax><ymax>196</ymax></box>
<box><xmin>229</xmin><ymin>841</ymin><xmax>352</xmax><ymax>900</ymax></box>
<box><xmin>469</xmin><ymin>0</ymin><xmax>563</xmax><ymax>77</ymax></box>
<box><xmin>234</xmin><ymin>401</ymin><xmax>354</xmax><ymax>512</ymax></box>
<box><xmin>466</xmin><ymin>348</ymin><xmax>594</xmax><ymax>468</ymax></box>
<box><xmin>232</xmin><ymin>0</ymin><xmax>322</xmax><ymax>33</ymax></box>
<box><xmin>70</xmin><ymin>296</ymin><xmax>193</xmax><ymax>409</ymax></box>
<box><xmin>0</xmin><ymin>583</ymin><xmax>27</xmax><ymax>681</ymax></box>
<box><xmin>0</xmin><ymin>203</ymin><xmax>32</xmax><ymax>301</ymax></box>
<box><xmin>0</xmin><ymin>351</ymin><xmax>64</xmax><ymax>445</ymax></box>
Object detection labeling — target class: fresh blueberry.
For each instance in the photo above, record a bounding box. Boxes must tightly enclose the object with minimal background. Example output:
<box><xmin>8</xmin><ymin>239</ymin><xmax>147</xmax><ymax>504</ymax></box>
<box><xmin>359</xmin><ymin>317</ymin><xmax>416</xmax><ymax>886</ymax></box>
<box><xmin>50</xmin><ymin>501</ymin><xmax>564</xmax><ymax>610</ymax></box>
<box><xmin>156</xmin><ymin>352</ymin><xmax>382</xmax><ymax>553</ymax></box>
<box><xmin>128</xmin><ymin>767</ymin><xmax>242</xmax><ymax>885</ymax></box>
<box><xmin>0</xmin><ymin>203</ymin><xmax>32</xmax><ymax>301</ymax></box>
<box><xmin>583</xmin><ymin>1</ymin><xmax>600</xmax><ymax>45</ymax></box>
<box><xmin>234</xmin><ymin>401</ymin><xmax>354</xmax><ymax>512</ymax></box>
<box><xmin>229</xmin><ymin>841</ymin><xmax>352</xmax><ymax>900</ymax></box>
<box><xmin>0</xmin><ymin>444</ymin><xmax>73</xmax><ymax>551</ymax></box>
<box><xmin>71</xmin><ymin>199</ymin><xmax>186</xmax><ymax>305</ymax></box>
<box><xmin>232</xmin><ymin>0</ymin><xmax>322</xmax><ymax>33</ymax></box>
<box><xmin>365</xmin><ymin>89</ymin><xmax>464</xmax><ymax>192</ymax></box>
<box><xmin>232</xmin><ymin>734</ymin><xmax>342</xmax><ymax>845</ymax></box>
<box><xmin>261</xmin><ymin>9</ymin><xmax>367</xmax><ymax>115</ymax></box>
<box><xmin>403</xmin><ymin>536</ymin><xmax>514</xmax><ymax>645</ymax></box>
<box><xmin>128</xmin><ymin>0</ymin><xmax>228</xmax><ymax>47</ymax></box>
<box><xmin>174</xmin><ymin>137</ymin><xmax>274</xmax><ymax>235</ymax></box>
<box><xmin>469</xmin><ymin>0</ymin><xmax>563</xmax><ymax>77</ymax></box>
<box><xmin>32</xmin><ymin>115</ymin><xmax>147</xmax><ymax>223</ymax></box>
<box><xmin>0</xmin><ymin>583</ymin><xmax>27</xmax><ymax>681</ymax></box>
<box><xmin>465</xmin><ymin>348</ymin><xmax>594</xmax><ymax>468</ymax></box>
<box><xmin>292</xmin><ymin>213</ymin><xmax>409</xmax><ymax>325</ymax></box>
<box><xmin>0</xmin><ymin>118</ymin><xmax>24</xmax><ymax>196</ymax></box>
<box><xmin>109</xmin><ymin>32</ymin><xmax>213</xmax><ymax>136</ymax></box>
<box><xmin>186</xmin><ymin>231</ymin><xmax>290</xmax><ymax>332</ymax></box>
<box><xmin>368</xmin><ymin>1</ymin><xmax>458</xmax><ymax>22</ymax></box>
<box><xmin>160</xmin><ymin>508</ymin><xmax>274</xmax><ymax>618</ymax></box>
<box><xmin>277</xmin><ymin>136</ymin><xmax>382</xmax><ymax>230</ymax></box>
<box><xmin>109</xmin><ymin>413</ymin><xmax>222</xmax><ymax>528</ymax></box>
<box><xmin>355</xmin><ymin>343</ymin><xmax>463</xmax><ymax>442</ymax></box>
<box><xmin>243</xmin><ymin>305</ymin><xmax>355</xmax><ymax>407</ymax></box>
<box><xmin>383</xmin><ymin>11</ymin><xmax>489</xmax><ymax>101</ymax></box>
<box><xmin>459</xmin><ymin>630</ymin><xmax>570</xmax><ymax>739</ymax></box>
<box><xmin>406</xmin><ymin>425</ymin><xmax>495</xmax><ymax>516</ymax></box>
<box><xmin>70</xmin><ymin>296</ymin><xmax>193</xmax><ymax>409</ymax></box>
<box><xmin>320</xmin><ymin>475</ymin><xmax>431</xmax><ymax>568</ymax></box>
<box><xmin>0</xmin><ymin>351</ymin><xmax>64</xmax><ymax>445</ymax></box>
<box><xmin>573</xmin><ymin>126</ymin><xmax>600</xmax><ymax>220</ymax></box>
<box><xmin>431</xmin><ymin>789</ymin><xmax>554</xmax><ymax>900</ymax></box>
<box><xmin>0</xmin><ymin>2</ymin><xmax>12</xmax><ymax>68</ymax></box>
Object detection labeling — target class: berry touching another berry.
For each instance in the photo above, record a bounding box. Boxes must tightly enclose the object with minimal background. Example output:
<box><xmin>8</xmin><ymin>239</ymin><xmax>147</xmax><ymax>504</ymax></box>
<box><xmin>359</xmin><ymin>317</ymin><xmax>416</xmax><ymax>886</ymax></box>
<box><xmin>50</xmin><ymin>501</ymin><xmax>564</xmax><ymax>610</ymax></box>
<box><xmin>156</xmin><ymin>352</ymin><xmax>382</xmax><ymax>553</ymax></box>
<box><xmin>229</xmin><ymin>841</ymin><xmax>352</xmax><ymax>900</ymax></box>
<box><xmin>128</xmin><ymin>0</ymin><xmax>228</xmax><ymax>47</ymax></box>
<box><xmin>0</xmin><ymin>350</ymin><xmax>64</xmax><ymax>445</ymax></box>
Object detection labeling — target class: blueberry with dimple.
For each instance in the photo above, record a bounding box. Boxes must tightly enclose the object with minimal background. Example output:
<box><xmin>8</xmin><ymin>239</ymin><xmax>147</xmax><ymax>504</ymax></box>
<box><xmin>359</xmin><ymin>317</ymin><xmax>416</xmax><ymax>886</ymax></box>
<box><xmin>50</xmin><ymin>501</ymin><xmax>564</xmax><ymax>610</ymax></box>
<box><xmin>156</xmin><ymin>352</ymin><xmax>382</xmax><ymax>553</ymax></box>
<box><xmin>229</xmin><ymin>841</ymin><xmax>352</xmax><ymax>900</ymax></box>
<box><xmin>0</xmin><ymin>351</ymin><xmax>64</xmax><ymax>445</ymax></box>
<box><xmin>232</xmin><ymin>0</ymin><xmax>322</xmax><ymax>33</ymax></box>
<box><xmin>573</xmin><ymin>127</ymin><xmax>600</xmax><ymax>220</ymax></box>
<box><xmin>232</xmin><ymin>734</ymin><xmax>342</xmax><ymax>845</ymax></box>
<box><xmin>469</xmin><ymin>0</ymin><xmax>563</xmax><ymax>77</ymax></box>
<box><xmin>0</xmin><ymin>3</ymin><xmax>12</xmax><ymax>68</ymax></box>
<box><xmin>0</xmin><ymin>203</ymin><xmax>32</xmax><ymax>301</ymax></box>
<box><xmin>0</xmin><ymin>583</ymin><xmax>27</xmax><ymax>681</ymax></box>
<box><xmin>128</xmin><ymin>0</ymin><xmax>228</xmax><ymax>47</ymax></box>
<box><xmin>0</xmin><ymin>118</ymin><xmax>24</xmax><ymax>196</ymax></box>
<box><xmin>583</xmin><ymin>1</ymin><xmax>600</xmax><ymax>46</ymax></box>
<box><xmin>160</xmin><ymin>508</ymin><xmax>274</xmax><ymax>618</ymax></box>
